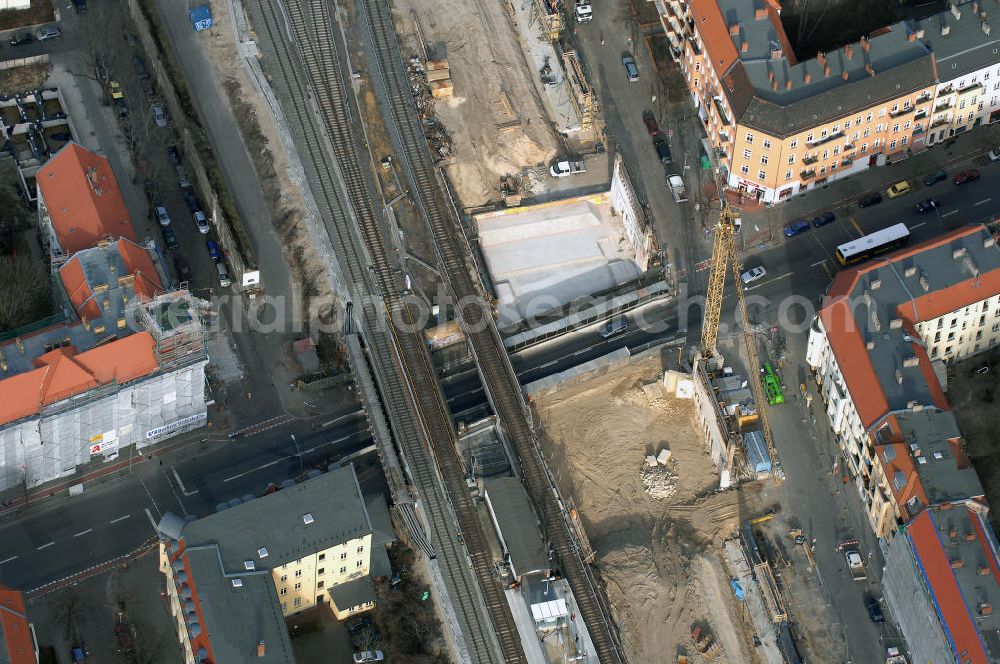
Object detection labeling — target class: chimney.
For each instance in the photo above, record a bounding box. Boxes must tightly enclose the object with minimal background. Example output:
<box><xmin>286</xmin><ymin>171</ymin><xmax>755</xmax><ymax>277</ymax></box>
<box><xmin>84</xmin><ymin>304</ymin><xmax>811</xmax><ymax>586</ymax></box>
<box><xmin>771</xmin><ymin>47</ymin><xmax>783</xmax><ymax>59</ymax></box>
<box><xmin>257</xmin><ymin>641</ymin><xmax>266</xmax><ymax>657</ymax></box>
<box><xmin>768</xmin><ymin>69</ymin><xmax>775</xmax><ymax>82</ymax></box>
<box><xmin>907</xmin><ymin>31</ymin><xmax>917</xmax><ymax>41</ymax></box>
<box><xmin>949</xmin><ymin>528</ymin><xmax>959</xmax><ymax>539</ymax></box>
<box><xmin>903</xmin><ymin>356</ymin><xmax>920</xmax><ymax>368</ymax></box>
<box><xmin>842</xmin><ymin>70</ymin><xmax>849</xmax><ymax>81</ymax></box>
<box><xmin>861</xmin><ymin>35</ymin><xmax>870</xmax><ymax>51</ymax></box>
<box><xmin>950</xmin><ymin>558</ymin><xmax>965</xmax><ymax>569</ymax></box>
<box><xmin>919</xmin><ymin>274</ymin><xmax>930</xmax><ymax>291</ymax></box>
<box><xmin>984</xmin><ymin>23</ymin><xmax>991</xmax><ymax>35</ymax></box>
<box><xmin>866</xmin><ymin>339</ymin><xmax>876</xmax><ymax>350</ymax></box>
<box><xmin>785</xmin><ymin>79</ymin><xmax>793</xmax><ymax>89</ymax></box>
<box><xmin>904</xmin><ymin>266</ymin><xmax>917</xmax><ymax>277</ymax></box>
<box><xmin>866</xmin><ymin>63</ymin><xmax>876</xmax><ymax>76</ymax></box>
<box><xmin>844</xmin><ymin>44</ymin><xmax>854</xmax><ymax>59</ymax></box>
<box><xmin>729</xmin><ymin>23</ymin><xmax>740</xmax><ymax>36</ymax></box>
<box><xmin>952</xmin><ymin>3</ymin><xmax>962</xmax><ymax>20</ymax></box>
<box><xmin>890</xmin><ymin>318</ymin><xmax>902</xmax><ymax>329</ymax></box>
<box><xmin>985</xmin><ymin>235</ymin><xmax>996</xmax><ymax>249</ymax></box>
<box><xmin>824</xmin><ymin>64</ymin><xmax>831</xmax><ymax>77</ymax></box>
<box><xmin>980</xmin><ymin>602</ymin><xmax>994</xmax><ymax>617</ymax></box>
<box><xmin>895</xmin><ymin>368</ymin><xmax>903</xmax><ymax>384</ymax></box>
<box><xmin>953</xmin><ymin>247</ymin><xmax>967</xmax><ymax>259</ymax></box>
<box><xmin>772</xmin><ymin>79</ymin><xmax>779</xmax><ymax>91</ymax></box>
<box><xmin>742</xmin><ymin>40</ymin><xmax>749</xmax><ymax>52</ymax></box>
<box><xmin>916</xmin><ymin>28</ymin><xmax>925</xmax><ymax>38</ymax></box>
<box><xmin>755</xmin><ymin>7</ymin><xmax>769</xmax><ymax>19</ymax></box>
<box><xmin>942</xmin><ymin>24</ymin><xmax>951</xmax><ymax>36</ymax></box>
<box><xmin>965</xmin><ymin>531</ymin><xmax>977</xmax><ymax>541</ymax></box>
<box><xmin>973</xmin><ymin>2</ymin><xmax>979</xmax><ymax>13</ymax></box>
<box><xmin>804</xmin><ymin>72</ymin><xmax>812</xmax><ymax>84</ymax></box>
<box><xmin>979</xmin><ymin>565</ymin><xmax>992</xmax><ymax>576</ymax></box>
<box><xmin>817</xmin><ymin>51</ymin><xmax>827</xmax><ymax>67</ymax></box>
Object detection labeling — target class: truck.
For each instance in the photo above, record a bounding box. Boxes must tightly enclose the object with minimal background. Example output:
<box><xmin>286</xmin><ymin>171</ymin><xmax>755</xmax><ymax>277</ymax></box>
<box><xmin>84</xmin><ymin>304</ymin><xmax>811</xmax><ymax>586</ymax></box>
<box><xmin>574</xmin><ymin>0</ymin><xmax>593</xmax><ymax>22</ymax></box>
<box><xmin>549</xmin><ymin>160</ymin><xmax>586</xmax><ymax>177</ymax></box>
<box><xmin>667</xmin><ymin>174</ymin><xmax>687</xmax><ymax>202</ymax></box>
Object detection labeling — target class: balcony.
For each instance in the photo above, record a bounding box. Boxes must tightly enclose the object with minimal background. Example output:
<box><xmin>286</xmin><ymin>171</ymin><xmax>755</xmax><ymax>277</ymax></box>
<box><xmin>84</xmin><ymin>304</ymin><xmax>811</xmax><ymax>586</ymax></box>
<box><xmin>800</xmin><ymin>169</ymin><xmax>817</xmax><ymax>180</ymax></box>
<box><xmin>931</xmin><ymin>116</ymin><xmax>950</xmax><ymax>128</ymax></box>
<box><xmin>712</xmin><ymin>97</ymin><xmax>732</xmax><ymax>126</ymax></box>
<box><xmin>890</xmin><ymin>105</ymin><xmax>914</xmax><ymax>118</ymax></box>
<box><xmin>807</xmin><ymin>131</ymin><xmax>845</xmax><ymax>148</ymax></box>
<box><xmin>916</xmin><ymin>91</ymin><xmax>932</xmax><ymax>104</ymax></box>
<box><xmin>913</xmin><ymin>125</ymin><xmax>925</xmax><ymax>136</ymax></box>
<box><xmin>934</xmin><ymin>99</ymin><xmax>954</xmax><ymax>112</ymax></box>
<box><xmin>957</xmin><ymin>82</ymin><xmax>984</xmax><ymax>97</ymax></box>
<box><xmin>841</xmin><ymin>158</ymin><xmax>854</xmax><ymax>167</ymax></box>
<box><xmin>687</xmin><ymin>35</ymin><xmax>701</xmax><ymax>56</ymax></box>
<box><xmin>802</xmin><ymin>154</ymin><xmax>819</xmax><ymax>165</ymax></box>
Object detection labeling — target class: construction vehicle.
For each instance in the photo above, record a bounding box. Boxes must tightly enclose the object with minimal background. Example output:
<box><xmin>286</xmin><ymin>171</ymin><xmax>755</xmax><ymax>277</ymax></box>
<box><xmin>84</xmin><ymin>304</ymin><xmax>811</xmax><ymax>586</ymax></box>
<box><xmin>549</xmin><ymin>159</ymin><xmax>586</xmax><ymax>177</ymax></box>
<box><xmin>885</xmin><ymin>646</ymin><xmax>908</xmax><ymax>664</ymax></box>
<box><xmin>701</xmin><ymin>202</ymin><xmax>778</xmax><ymax>476</ymax></box>
<box><xmin>749</xmin><ymin>509</ymin><xmax>775</xmax><ymax>525</ymax></box>
<box><xmin>837</xmin><ymin>539</ymin><xmax>867</xmax><ymax>580</ymax></box>
<box><xmin>574</xmin><ymin>0</ymin><xmax>593</xmax><ymax>22</ymax></box>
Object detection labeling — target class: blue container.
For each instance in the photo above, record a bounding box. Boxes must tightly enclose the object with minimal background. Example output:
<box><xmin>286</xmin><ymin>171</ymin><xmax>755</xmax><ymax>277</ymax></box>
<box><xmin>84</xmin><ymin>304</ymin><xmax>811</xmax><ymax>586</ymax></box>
<box><xmin>190</xmin><ymin>5</ymin><xmax>213</xmax><ymax>31</ymax></box>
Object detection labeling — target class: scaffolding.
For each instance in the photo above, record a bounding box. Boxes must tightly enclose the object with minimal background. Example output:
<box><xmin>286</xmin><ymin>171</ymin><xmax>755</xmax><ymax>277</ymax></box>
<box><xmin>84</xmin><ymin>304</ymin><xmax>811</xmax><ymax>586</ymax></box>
<box><xmin>534</xmin><ymin>0</ymin><xmax>561</xmax><ymax>41</ymax></box>
<box><xmin>561</xmin><ymin>49</ymin><xmax>596</xmax><ymax>132</ymax></box>
<box><xmin>132</xmin><ymin>290</ymin><xmax>208</xmax><ymax>368</ymax></box>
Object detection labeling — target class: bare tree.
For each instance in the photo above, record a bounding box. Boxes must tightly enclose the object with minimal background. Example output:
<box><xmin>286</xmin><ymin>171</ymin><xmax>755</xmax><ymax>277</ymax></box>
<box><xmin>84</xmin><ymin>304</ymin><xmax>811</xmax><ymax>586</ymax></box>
<box><xmin>0</xmin><ymin>255</ymin><xmax>51</xmax><ymax>332</ymax></box>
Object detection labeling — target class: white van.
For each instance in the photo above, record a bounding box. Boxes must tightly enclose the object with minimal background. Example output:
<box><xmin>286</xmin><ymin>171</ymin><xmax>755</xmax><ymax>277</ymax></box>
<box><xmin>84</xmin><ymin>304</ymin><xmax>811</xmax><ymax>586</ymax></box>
<box><xmin>216</xmin><ymin>262</ymin><xmax>231</xmax><ymax>287</ymax></box>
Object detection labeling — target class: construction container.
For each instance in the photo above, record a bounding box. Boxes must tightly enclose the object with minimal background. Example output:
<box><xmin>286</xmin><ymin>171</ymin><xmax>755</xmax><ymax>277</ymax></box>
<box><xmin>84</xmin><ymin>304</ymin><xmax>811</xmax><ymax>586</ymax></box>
<box><xmin>426</xmin><ymin>59</ymin><xmax>450</xmax><ymax>73</ymax></box>
<box><xmin>427</xmin><ymin>68</ymin><xmax>451</xmax><ymax>82</ymax></box>
<box><xmin>431</xmin><ymin>80</ymin><xmax>454</xmax><ymax>98</ymax></box>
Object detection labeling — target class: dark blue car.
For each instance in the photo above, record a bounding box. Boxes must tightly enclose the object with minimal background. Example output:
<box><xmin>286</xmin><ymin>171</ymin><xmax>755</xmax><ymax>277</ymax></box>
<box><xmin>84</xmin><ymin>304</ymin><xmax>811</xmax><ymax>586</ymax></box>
<box><xmin>811</xmin><ymin>212</ymin><xmax>835</xmax><ymax>227</ymax></box>
<box><xmin>784</xmin><ymin>219</ymin><xmax>811</xmax><ymax>237</ymax></box>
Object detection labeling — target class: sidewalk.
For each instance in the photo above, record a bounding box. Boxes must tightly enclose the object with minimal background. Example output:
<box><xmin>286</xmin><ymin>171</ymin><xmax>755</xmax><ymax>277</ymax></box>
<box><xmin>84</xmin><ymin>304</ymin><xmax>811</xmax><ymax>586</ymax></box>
<box><xmin>739</xmin><ymin>123</ymin><xmax>1000</xmax><ymax>252</ymax></box>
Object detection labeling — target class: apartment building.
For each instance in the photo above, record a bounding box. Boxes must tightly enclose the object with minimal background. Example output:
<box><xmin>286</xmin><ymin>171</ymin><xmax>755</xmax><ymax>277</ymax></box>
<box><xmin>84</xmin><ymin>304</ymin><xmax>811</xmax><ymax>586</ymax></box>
<box><xmin>0</xmin><ymin>584</ymin><xmax>37</xmax><ymax>664</ymax></box>
<box><xmin>157</xmin><ymin>465</ymin><xmax>386</xmax><ymax>664</ymax></box>
<box><xmin>806</xmin><ymin>226</ymin><xmax>1000</xmax><ymax>538</ymax></box>
<box><xmin>882</xmin><ymin>504</ymin><xmax>1000</xmax><ymax>664</ymax></box>
<box><xmin>917</xmin><ymin>3</ymin><xmax>1000</xmax><ymax>145</ymax></box>
<box><xmin>36</xmin><ymin>143</ymin><xmax>135</xmax><ymax>266</ymax></box>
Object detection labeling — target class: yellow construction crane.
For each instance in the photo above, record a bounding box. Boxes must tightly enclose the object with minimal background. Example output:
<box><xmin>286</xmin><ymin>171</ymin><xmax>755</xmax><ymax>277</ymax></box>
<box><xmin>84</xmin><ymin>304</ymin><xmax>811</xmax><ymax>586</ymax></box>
<box><xmin>700</xmin><ymin>203</ymin><xmax>779</xmax><ymax>478</ymax></box>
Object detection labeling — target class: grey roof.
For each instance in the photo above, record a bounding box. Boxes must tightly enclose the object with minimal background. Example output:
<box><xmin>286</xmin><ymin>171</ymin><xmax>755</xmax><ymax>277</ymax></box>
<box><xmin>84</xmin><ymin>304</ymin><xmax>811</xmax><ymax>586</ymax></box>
<box><xmin>185</xmin><ymin>548</ymin><xmax>295</xmax><ymax>663</ymax></box>
<box><xmin>484</xmin><ymin>477</ymin><xmax>549</xmax><ymax>577</ymax></box>
<box><xmin>712</xmin><ymin>0</ymin><xmax>936</xmax><ymax>137</ymax></box>
<box><xmin>370</xmin><ymin>546</ymin><xmax>392</xmax><ymax>579</ymax></box>
<box><xmin>365</xmin><ymin>495</ymin><xmax>395</xmax><ymax>548</ymax></box>
<box><xmin>328</xmin><ymin>575</ymin><xmax>375</xmax><ymax>612</ymax></box>
<box><xmin>915</xmin><ymin>7</ymin><xmax>1000</xmax><ymax>80</ymax></box>
<box><xmin>897</xmin><ymin>410</ymin><xmax>983</xmax><ymax>504</ymax></box>
<box><xmin>179</xmin><ymin>464</ymin><xmax>373</xmax><ymax>572</ymax></box>
<box><xmin>839</xmin><ymin>227</ymin><xmax>1000</xmax><ymax>417</ymax></box>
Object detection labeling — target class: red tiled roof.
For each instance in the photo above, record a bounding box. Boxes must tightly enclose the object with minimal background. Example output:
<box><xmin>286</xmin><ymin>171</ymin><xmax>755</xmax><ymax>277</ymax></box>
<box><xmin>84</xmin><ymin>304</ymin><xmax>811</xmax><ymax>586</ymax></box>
<box><xmin>909</xmin><ymin>510</ymin><xmax>990</xmax><ymax>664</ymax></box>
<box><xmin>0</xmin><ymin>333</ymin><xmax>158</xmax><ymax>426</ymax></box>
<box><xmin>59</xmin><ymin>253</ymin><xmax>99</xmax><ymax>321</ymax></box>
<box><xmin>115</xmin><ymin>238</ymin><xmax>162</xmax><ymax>299</ymax></box>
<box><xmin>58</xmin><ymin>238</ymin><xmax>163</xmax><ymax>321</ymax></box>
<box><xmin>877</xmin><ymin>438</ymin><xmax>928</xmax><ymax>516</ymax></box>
<box><xmin>37</xmin><ymin>143</ymin><xmax>134</xmax><ymax>255</ymax></box>
<box><xmin>689</xmin><ymin>0</ymin><xmax>740</xmax><ymax>74</ymax></box>
<box><xmin>0</xmin><ymin>583</ymin><xmax>35</xmax><ymax>664</ymax></box>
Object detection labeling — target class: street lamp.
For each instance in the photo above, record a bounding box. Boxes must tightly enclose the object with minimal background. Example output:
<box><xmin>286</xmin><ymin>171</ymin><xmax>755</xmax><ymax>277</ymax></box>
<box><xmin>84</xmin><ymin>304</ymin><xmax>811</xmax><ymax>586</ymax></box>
<box><xmin>290</xmin><ymin>434</ymin><xmax>304</xmax><ymax>478</ymax></box>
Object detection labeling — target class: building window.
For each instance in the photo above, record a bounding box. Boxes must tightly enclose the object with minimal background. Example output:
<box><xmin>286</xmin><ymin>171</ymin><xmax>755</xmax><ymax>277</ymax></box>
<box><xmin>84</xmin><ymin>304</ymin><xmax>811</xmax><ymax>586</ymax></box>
<box><xmin>280</xmin><ymin>588</ymin><xmax>288</xmax><ymax>596</ymax></box>
<box><xmin>743</xmin><ymin>148</ymin><xmax>752</xmax><ymax>159</ymax></box>
<box><xmin>833</xmin><ymin>146</ymin><xmax>840</xmax><ymax>155</ymax></box>
<box><xmin>890</xmin><ymin>139</ymin><xmax>897</xmax><ymax>149</ymax></box>
<box><xmin>821</xmin><ymin>129</ymin><xmax>828</xmax><ymax>138</ymax></box>
<box><xmin>357</xmin><ymin>546</ymin><xmax>364</xmax><ymax>553</ymax></box>
<box><xmin>863</xmin><ymin>128</ymin><xmax>870</xmax><ymax>138</ymax></box>
<box><xmin>790</xmin><ymin>139</ymin><xmax>798</xmax><ymax>148</ymax></box>
<box><xmin>695</xmin><ymin>62</ymin><xmax>701</xmax><ymax>72</ymax></box>
<box><xmin>319</xmin><ymin>553</ymin><xmax>326</xmax><ymax>561</ymax></box>
<box><xmin>891</xmin><ymin>104</ymin><xmax>898</xmax><ymax>113</ymax></box>
<box><xmin>294</xmin><ymin>598</ymin><xmax>302</xmax><ymax>608</ymax></box>
<box><xmin>758</xmin><ymin>170</ymin><xmax>766</xmax><ymax>180</ymax></box>
<box><xmin>945</xmin><ymin>346</ymin><xmax>953</xmax><ymax>355</ymax></box>
<box><xmin>934</xmin><ymin>332</ymin><xmax>941</xmax><ymax>343</ymax></box>
<box><xmin>356</xmin><ymin>560</ymin><xmax>364</xmax><ymax>568</ymax></box>
<box><xmin>904</xmin><ymin>121</ymin><xmax>910</xmax><ymax>129</ymax></box>
<box><xmin>318</xmin><ymin>568</ymin><xmax>325</xmax><ymax>576</ymax></box>
<box><xmin>295</xmin><ymin>570</ymin><xmax>302</xmax><ymax>578</ymax></box>
<box><xmin>741</xmin><ymin>164</ymin><xmax>749</xmax><ymax>174</ymax></box>
<box><xmin>892</xmin><ymin>124</ymin><xmax>899</xmax><ymax>133</ymax></box>
<box><xmin>280</xmin><ymin>575</ymin><xmax>287</xmax><ymax>583</ymax></box>
<box><xmin>340</xmin><ymin>566</ymin><xmax>347</xmax><ymax>574</ymax></box>
<box><xmin>694</xmin><ymin>78</ymin><xmax>700</xmax><ymax>88</ymax></box>
<box><xmin>820</xmin><ymin>166</ymin><xmax>827</xmax><ymax>174</ymax></box>
<box><xmin>931</xmin><ymin>348</ymin><xmax>939</xmax><ymax>358</ymax></box>
<box><xmin>341</xmin><ymin>552</ymin><xmax>348</xmax><ymax>560</ymax></box>
<box><xmin>746</xmin><ymin>133</ymin><xmax>754</xmax><ymax>143</ymax></box>
<box><xmin>853</xmin><ymin>131</ymin><xmax>860</xmax><ymax>140</ymax></box>
<box><xmin>873</xmin><ymin>138</ymin><xmax>881</xmax><ymax>148</ymax></box>
<box><xmin>807</xmin><ymin>133</ymin><xmax>814</xmax><ymax>142</ymax></box>
<box><xmin>760</xmin><ymin>155</ymin><xmax>769</xmax><ymax>165</ymax></box>
<box><xmin>788</xmin><ymin>155</ymin><xmax>795</xmax><ymax>164</ymax></box>
<box><xmin>317</xmin><ymin>581</ymin><xmax>325</xmax><ymax>589</ymax></box>
<box><xmin>785</xmin><ymin>170</ymin><xmax>792</xmax><ymax>179</ymax></box>
<box><xmin>901</xmin><ymin>136</ymin><xmax>908</xmax><ymax>146</ymax></box>
<box><xmin>861</xmin><ymin>143</ymin><xmax>868</xmax><ymax>153</ymax></box>
<box><xmin>866</xmin><ymin>113</ymin><xmax>873</xmax><ymax>123</ymax></box>
<box><xmin>281</xmin><ymin>603</ymin><xmax>287</xmax><ymax>612</ymax></box>
<box><xmin>763</xmin><ymin>139</ymin><xmax>772</xmax><ymax>149</ymax></box>
<box><xmin>844</xmin><ymin>119</ymin><xmax>852</xmax><ymax>129</ymax></box>
<box><xmin>294</xmin><ymin>582</ymin><xmax>302</xmax><ymax>590</ymax></box>
<box><xmin>876</xmin><ymin>123</ymin><xmax>884</xmax><ymax>133</ymax></box>
<box><xmin>879</xmin><ymin>109</ymin><xmax>887</xmax><ymax>117</ymax></box>
<box><xmin>822</xmin><ymin>150</ymin><xmax>829</xmax><ymax>159</ymax></box>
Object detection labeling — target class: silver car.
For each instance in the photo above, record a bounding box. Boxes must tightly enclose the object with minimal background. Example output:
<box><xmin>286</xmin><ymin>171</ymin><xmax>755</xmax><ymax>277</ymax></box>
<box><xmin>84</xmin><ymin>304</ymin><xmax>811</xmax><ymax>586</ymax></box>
<box><xmin>152</xmin><ymin>104</ymin><xmax>168</xmax><ymax>128</ymax></box>
<box><xmin>740</xmin><ymin>266</ymin><xmax>767</xmax><ymax>289</ymax></box>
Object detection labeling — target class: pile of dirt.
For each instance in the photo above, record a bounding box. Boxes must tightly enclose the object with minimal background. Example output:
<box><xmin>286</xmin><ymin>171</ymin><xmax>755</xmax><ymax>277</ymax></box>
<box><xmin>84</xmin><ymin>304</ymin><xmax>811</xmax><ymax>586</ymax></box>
<box><xmin>389</xmin><ymin>3</ymin><xmax>559</xmax><ymax>207</ymax></box>
<box><xmin>535</xmin><ymin>357</ymin><xmax>753</xmax><ymax>662</ymax></box>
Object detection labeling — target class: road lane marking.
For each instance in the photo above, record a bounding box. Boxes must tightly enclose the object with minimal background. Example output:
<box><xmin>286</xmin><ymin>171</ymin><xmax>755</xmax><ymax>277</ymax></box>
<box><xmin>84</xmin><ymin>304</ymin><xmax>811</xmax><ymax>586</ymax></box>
<box><xmin>223</xmin><ymin>471</ymin><xmax>248</xmax><ymax>483</ymax></box>
<box><xmin>941</xmin><ymin>210</ymin><xmax>958</xmax><ymax>217</ymax></box>
<box><xmin>260</xmin><ymin>459</ymin><xmax>282</xmax><ymax>469</ymax></box>
<box><xmin>73</xmin><ymin>529</ymin><xmax>92</xmax><ymax>537</ymax></box>
<box><xmin>223</xmin><ymin>434</ymin><xmax>360</xmax><ymax>482</ymax></box>
<box><xmin>37</xmin><ymin>542</ymin><xmax>54</xmax><ymax>550</ymax></box>
<box><xmin>810</xmin><ymin>259</ymin><xmax>827</xmax><ymax>267</ymax></box>
<box><xmin>975</xmin><ymin>198</ymin><xmax>992</xmax><ymax>206</ymax></box>
<box><xmin>0</xmin><ymin>556</ymin><xmax>17</xmax><ymax>565</ymax></box>
<box><xmin>321</xmin><ymin>412</ymin><xmax>357</xmax><ymax>428</ymax></box>
<box><xmin>171</xmin><ymin>469</ymin><xmax>190</xmax><ymax>494</ymax></box>
<box><xmin>849</xmin><ymin>216</ymin><xmax>863</xmax><ymax>237</ymax></box>
<box><xmin>909</xmin><ymin>222</ymin><xmax>926</xmax><ymax>229</ymax></box>
<box><xmin>109</xmin><ymin>515</ymin><xmax>130</xmax><ymax>524</ymax></box>
<box><xmin>747</xmin><ymin>272</ymin><xmax>794</xmax><ymax>291</ymax></box>
<box><xmin>144</xmin><ymin>508</ymin><xmax>158</xmax><ymax>529</ymax></box>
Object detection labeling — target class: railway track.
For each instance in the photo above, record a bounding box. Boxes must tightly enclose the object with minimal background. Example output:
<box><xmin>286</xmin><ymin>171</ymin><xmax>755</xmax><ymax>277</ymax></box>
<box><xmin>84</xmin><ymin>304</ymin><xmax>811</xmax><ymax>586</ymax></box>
<box><xmin>359</xmin><ymin>0</ymin><xmax>628</xmax><ymax>662</ymax></box>
<box><xmin>252</xmin><ymin>0</ymin><xmax>519</xmax><ymax>661</ymax></box>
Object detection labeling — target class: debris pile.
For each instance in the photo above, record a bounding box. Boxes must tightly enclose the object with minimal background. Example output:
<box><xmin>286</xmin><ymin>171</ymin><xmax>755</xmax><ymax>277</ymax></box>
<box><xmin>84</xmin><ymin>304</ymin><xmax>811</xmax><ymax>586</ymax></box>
<box><xmin>641</xmin><ymin>449</ymin><xmax>678</xmax><ymax>500</ymax></box>
<box><xmin>406</xmin><ymin>56</ymin><xmax>454</xmax><ymax>161</ymax></box>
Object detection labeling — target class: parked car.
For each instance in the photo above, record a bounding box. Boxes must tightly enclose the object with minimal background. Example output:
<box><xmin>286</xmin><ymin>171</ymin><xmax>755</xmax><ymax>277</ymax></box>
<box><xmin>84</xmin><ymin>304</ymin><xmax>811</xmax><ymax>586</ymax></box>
<box><xmin>173</xmin><ymin>255</ymin><xmax>193</xmax><ymax>282</ymax></box>
<box><xmin>154</xmin><ymin>205</ymin><xmax>171</xmax><ymax>227</ymax></box>
<box><xmin>989</xmin><ymin>148</ymin><xmax>1000</xmax><ymax>162</ymax></box>
<box><xmin>783</xmin><ymin>219</ymin><xmax>811</xmax><ymax>237</ymax></box>
<box><xmin>654</xmin><ymin>138</ymin><xmax>672</xmax><ymax>164</ymax></box>
<box><xmin>353</xmin><ymin>652</ymin><xmax>384</xmax><ymax>664</ymax></box>
<box><xmin>216</xmin><ymin>262</ymin><xmax>231</xmax><ymax>288</ymax></box>
<box><xmin>953</xmin><ymin>169</ymin><xmax>981</xmax><ymax>185</ymax></box>
<box><xmin>181</xmin><ymin>189</ymin><xmax>200</xmax><ymax>212</ymax></box>
<box><xmin>923</xmin><ymin>169</ymin><xmax>947</xmax><ymax>186</ymax></box>
<box><xmin>886</xmin><ymin>180</ymin><xmax>911</xmax><ymax>198</ymax></box>
<box><xmin>600</xmin><ymin>317</ymin><xmax>628</xmax><ymax>338</ymax></box>
<box><xmin>206</xmin><ymin>239</ymin><xmax>221</xmax><ymax>262</ymax></box>
<box><xmin>193</xmin><ymin>210</ymin><xmax>210</xmax><ymax>234</ymax></box>
<box><xmin>914</xmin><ymin>198</ymin><xmax>938</xmax><ymax>213</ymax></box>
<box><xmin>167</xmin><ymin>145</ymin><xmax>182</xmax><ymax>166</ymax></box>
<box><xmin>642</xmin><ymin>110</ymin><xmax>660</xmax><ymax>136</ymax></box>
<box><xmin>109</xmin><ymin>80</ymin><xmax>124</xmax><ymax>100</ymax></box>
<box><xmin>858</xmin><ymin>192</ymin><xmax>883</xmax><ymax>208</ymax></box>
<box><xmin>865</xmin><ymin>595</ymin><xmax>885</xmax><ymax>624</ymax></box>
<box><xmin>160</xmin><ymin>226</ymin><xmax>179</xmax><ymax>251</ymax></box>
<box><xmin>740</xmin><ymin>266</ymin><xmax>767</xmax><ymax>288</ymax></box>
<box><xmin>811</xmin><ymin>211</ymin><xmax>835</xmax><ymax>227</ymax></box>
<box><xmin>621</xmin><ymin>53</ymin><xmax>639</xmax><ymax>82</ymax></box>
<box><xmin>152</xmin><ymin>104</ymin><xmax>168</xmax><ymax>128</ymax></box>
<box><xmin>10</xmin><ymin>33</ymin><xmax>32</xmax><ymax>47</ymax></box>
<box><xmin>36</xmin><ymin>26</ymin><xmax>62</xmax><ymax>41</ymax></box>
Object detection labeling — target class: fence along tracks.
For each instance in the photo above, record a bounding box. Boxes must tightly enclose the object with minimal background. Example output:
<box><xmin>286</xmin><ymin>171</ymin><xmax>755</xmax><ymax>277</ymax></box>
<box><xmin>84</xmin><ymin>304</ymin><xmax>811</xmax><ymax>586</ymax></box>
<box><xmin>253</xmin><ymin>0</ymin><xmax>519</xmax><ymax>661</ymax></box>
<box><xmin>359</xmin><ymin>0</ymin><xmax>628</xmax><ymax>661</ymax></box>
